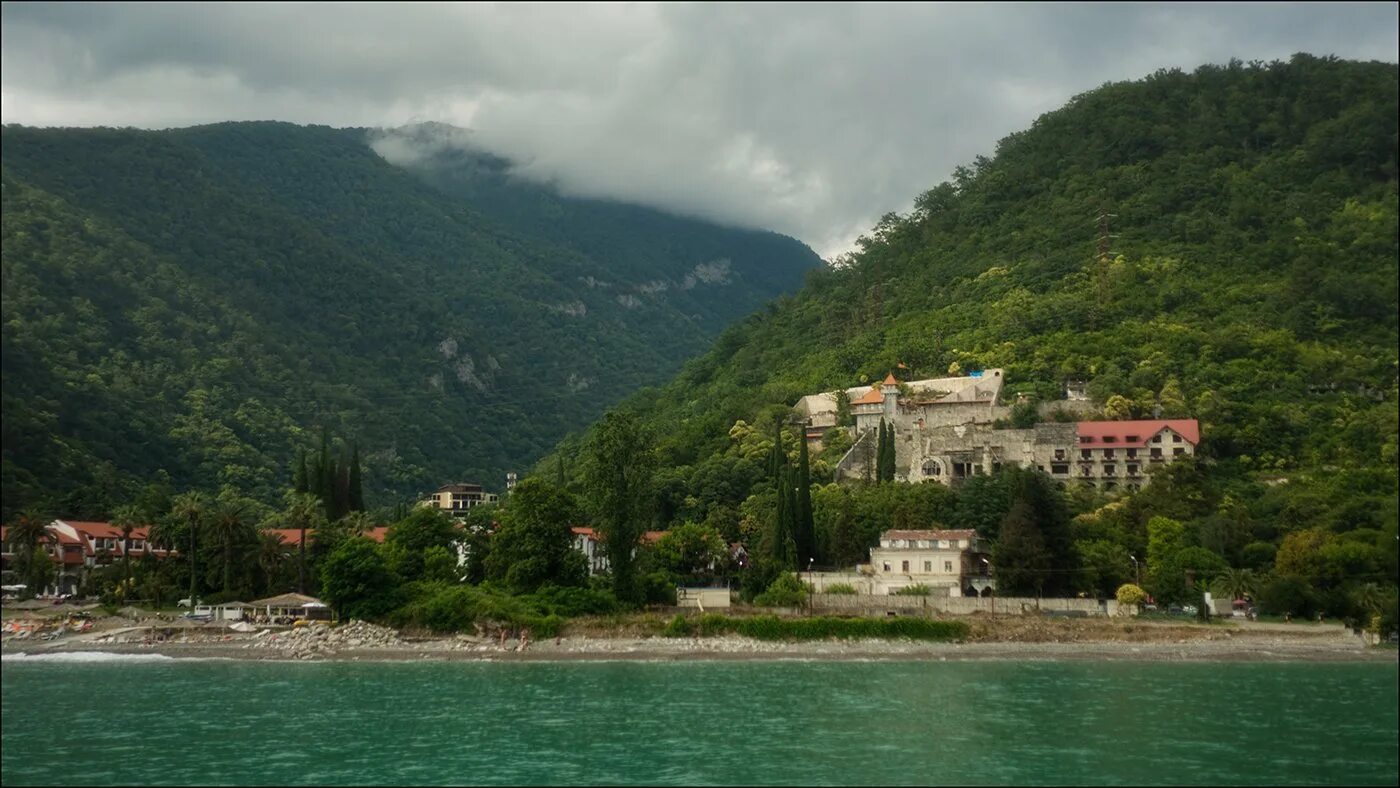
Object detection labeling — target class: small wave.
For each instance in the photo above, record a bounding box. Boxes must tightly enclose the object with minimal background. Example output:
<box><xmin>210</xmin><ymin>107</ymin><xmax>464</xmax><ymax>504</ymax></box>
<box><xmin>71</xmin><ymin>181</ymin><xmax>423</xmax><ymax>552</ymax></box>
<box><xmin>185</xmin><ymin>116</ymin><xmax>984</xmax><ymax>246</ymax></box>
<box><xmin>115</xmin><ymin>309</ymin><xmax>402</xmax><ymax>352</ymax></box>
<box><xmin>2</xmin><ymin>651</ymin><xmax>179</xmax><ymax>663</ymax></box>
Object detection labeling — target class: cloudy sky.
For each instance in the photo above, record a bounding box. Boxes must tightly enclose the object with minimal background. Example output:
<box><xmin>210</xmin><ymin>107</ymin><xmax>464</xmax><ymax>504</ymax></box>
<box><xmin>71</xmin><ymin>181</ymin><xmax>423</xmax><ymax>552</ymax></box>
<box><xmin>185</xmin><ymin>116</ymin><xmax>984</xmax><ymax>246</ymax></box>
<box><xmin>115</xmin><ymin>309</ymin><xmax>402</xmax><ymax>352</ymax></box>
<box><xmin>3</xmin><ymin>2</ymin><xmax>1396</xmax><ymax>258</ymax></box>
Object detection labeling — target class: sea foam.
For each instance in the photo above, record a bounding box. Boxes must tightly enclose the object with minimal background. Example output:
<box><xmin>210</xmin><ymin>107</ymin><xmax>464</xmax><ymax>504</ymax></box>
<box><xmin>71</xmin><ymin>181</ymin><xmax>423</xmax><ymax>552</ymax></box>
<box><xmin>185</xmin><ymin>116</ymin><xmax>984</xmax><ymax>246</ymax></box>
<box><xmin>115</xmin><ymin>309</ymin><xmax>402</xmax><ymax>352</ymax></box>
<box><xmin>2</xmin><ymin>651</ymin><xmax>179</xmax><ymax>663</ymax></box>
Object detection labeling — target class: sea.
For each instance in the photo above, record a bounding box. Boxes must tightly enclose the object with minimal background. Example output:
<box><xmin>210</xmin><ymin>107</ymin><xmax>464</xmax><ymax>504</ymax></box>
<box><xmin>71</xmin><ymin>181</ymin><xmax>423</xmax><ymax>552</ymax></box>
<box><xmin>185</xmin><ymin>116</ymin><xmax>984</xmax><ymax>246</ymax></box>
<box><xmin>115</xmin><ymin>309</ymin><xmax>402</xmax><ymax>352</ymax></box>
<box><xmin>1</xmin><ymin>653</ymin><xmax>1396</xmax><ymax>786</ymax></box>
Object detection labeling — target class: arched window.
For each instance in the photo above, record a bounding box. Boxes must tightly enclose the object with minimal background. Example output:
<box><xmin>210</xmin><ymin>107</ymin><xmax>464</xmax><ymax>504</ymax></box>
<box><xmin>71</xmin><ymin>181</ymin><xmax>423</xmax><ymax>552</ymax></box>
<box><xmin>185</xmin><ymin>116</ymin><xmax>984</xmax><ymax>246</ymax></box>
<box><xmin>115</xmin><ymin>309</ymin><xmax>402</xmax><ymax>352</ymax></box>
<box><xmin>922</xmin><ymin>459</ymin><xmax>941</xmax><ymax>477</ymax></box>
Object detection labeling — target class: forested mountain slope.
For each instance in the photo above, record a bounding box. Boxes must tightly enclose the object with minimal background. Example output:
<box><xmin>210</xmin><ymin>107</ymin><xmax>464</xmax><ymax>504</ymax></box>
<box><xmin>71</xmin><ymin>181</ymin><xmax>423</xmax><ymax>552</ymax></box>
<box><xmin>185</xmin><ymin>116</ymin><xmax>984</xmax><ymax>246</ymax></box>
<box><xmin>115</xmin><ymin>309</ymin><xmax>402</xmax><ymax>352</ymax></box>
<box><xmin>0</xmin><ymin>122</ymin><xmax>820</xmax><ymax>518</ymax></box>
<box><xmin>545</xmin><ymin>55</ymin><xmax>1398</xmax><ymax>579</ymax></box>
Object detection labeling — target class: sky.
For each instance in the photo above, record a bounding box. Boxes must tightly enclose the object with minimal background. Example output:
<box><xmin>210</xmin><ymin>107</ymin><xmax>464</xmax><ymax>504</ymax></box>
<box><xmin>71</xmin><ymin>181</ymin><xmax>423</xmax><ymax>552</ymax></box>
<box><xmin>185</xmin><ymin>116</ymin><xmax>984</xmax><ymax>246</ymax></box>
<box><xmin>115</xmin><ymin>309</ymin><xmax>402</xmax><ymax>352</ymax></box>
<box><xmin>2</xmin><ymin>2</ymin><xmax>1396</xmax><ymax>259</ymax></box>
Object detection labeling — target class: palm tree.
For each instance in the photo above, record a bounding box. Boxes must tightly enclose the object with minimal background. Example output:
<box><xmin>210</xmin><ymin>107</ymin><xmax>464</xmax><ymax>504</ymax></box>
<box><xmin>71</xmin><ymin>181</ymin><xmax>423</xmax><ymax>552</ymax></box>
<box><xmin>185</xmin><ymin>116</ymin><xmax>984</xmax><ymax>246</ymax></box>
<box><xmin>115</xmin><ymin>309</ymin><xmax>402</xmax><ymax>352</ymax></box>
<box><xmin>256</xmin><ymin>529</ymin><xmax>288</xmax><ymax>594</ymax></box>
<box><xmin>282</xmin><ymin>491</ymin><xmax>324</xmax><ymax>594</ymax></box>
<box><xmin>208</xmin><ymin>501</ymin><xmax>252</xmax><ymax>595</ymax></box>
<box><xmin>340</xmin><ymin>511</ymin><xmax>375</xmax><ymax>537</ymax></box>
<box><xmin>170</xmin><ymin>492</ymin><xmax>207</xmax><ymax>605</ymax></box>
<box><xmin>1212</xmin><ymin>567</ymin><xmax>1257</xmax><ymax>601</ymax></box>
<box><xmin>1353</xmin><ymin>583</ymin><xmax>1384</xmax><ymax>620</ymax></box>
<box><xmin>6</xmin><ymin>510</ymin><xmax>51</xmax><ymax>597</ymax></box>
<box><xmin>110</xmin><ymin>504</ymin><xmax>142</xmax><ymax>587</ymax></box>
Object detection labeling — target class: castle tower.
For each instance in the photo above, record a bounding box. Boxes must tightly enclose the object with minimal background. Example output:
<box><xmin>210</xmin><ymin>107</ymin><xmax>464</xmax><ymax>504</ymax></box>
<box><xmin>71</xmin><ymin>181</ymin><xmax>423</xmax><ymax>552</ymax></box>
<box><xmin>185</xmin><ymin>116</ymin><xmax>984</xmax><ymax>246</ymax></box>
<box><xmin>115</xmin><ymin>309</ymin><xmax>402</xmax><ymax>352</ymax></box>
<box><xmin>881</xmin><ymin>373</ymin><xmax>899</xmax><ymax>423</ymax></box>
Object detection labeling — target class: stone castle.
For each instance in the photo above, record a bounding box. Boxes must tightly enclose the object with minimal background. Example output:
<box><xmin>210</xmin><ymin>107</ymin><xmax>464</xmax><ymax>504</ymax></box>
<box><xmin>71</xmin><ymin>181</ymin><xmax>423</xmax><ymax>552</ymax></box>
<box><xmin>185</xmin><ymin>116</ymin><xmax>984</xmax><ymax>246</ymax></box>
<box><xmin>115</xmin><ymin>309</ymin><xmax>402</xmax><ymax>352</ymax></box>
<box><xmin>794</xmin><ymin>370</ymin><xmax>1198</xmax><ymax>493</ymax></box>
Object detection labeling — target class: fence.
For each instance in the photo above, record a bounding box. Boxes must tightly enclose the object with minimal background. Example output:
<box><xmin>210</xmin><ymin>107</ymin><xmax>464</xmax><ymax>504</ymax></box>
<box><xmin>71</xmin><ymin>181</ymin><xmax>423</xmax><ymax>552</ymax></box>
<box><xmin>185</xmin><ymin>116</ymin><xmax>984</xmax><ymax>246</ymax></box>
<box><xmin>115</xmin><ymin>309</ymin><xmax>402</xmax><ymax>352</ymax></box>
<box><xmin>811</xmin><ymin>594</ymin><xmax>1120</xmax><ymax>617</ymax></box>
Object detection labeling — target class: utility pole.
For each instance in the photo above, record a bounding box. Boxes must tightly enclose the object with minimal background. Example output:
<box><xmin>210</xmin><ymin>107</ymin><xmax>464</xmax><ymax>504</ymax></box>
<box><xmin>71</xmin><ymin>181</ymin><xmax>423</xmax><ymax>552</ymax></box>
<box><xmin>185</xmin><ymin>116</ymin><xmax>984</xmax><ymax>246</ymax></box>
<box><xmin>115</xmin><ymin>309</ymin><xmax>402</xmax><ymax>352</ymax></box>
<box><xmin>1094</xmin><ymin>204</ymin><xmax>1118</xmax><ymax>311</ymax></box>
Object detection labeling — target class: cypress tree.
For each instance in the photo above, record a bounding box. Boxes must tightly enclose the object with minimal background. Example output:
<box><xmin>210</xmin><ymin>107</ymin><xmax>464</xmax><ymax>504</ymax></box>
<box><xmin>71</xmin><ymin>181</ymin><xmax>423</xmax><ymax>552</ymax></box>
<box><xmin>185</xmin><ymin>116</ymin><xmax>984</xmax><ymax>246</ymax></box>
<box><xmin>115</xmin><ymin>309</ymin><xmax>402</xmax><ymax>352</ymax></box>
<box><xmin>556</xmin><ymin>453</ymin><xmax>566</xmax><ymax>488</ymax></box>
<box><xmin>292</xmin><ymin>448</ymin><xmax>308</xmax><ymax>494</ymax></box>
<box><xmin>315</xmin><ymin>428</ymin><xmax>332</xmax><ymax>513</ymax></box>
<box><xmin>883</xmin><ymin>422</ymin><xmax>897</xmax><ymax>482</ymax></box>
<box><xmin>796</xmin><ymin>434</ymin><xmax>815</xmax><ymax>566</ymax></box>
<box><xmin>348</xmin><ymin>442</ymin><xmax>365</xmax><ymax>513</ymax></box>
<box><xmin>876</xmin><ymin>419</ymin><xmax>890</xmax><ymax>483</ymax></box>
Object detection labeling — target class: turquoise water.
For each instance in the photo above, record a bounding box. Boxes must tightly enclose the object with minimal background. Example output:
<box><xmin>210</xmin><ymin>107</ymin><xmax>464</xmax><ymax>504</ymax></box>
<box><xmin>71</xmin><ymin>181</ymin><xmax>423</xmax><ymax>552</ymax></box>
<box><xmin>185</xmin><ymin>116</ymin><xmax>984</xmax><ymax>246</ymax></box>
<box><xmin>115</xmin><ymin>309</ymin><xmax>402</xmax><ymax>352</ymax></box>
<box><xmin>1</xmin><ymin>654</ymin><xmax>1396</xmax><ymax>786</ymax></box>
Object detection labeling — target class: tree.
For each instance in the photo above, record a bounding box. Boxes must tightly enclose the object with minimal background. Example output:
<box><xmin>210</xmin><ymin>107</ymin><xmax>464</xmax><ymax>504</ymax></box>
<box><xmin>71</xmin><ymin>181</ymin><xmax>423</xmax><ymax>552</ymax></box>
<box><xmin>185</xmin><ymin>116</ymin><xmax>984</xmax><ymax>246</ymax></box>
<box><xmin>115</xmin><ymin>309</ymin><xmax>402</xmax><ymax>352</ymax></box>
<box><xmin>994</xmin><ymin>502</ymin><xmax>1050</xmax><ymax>597</ymax></box>
<box><xmin>5</xmin><ymin>510</ymin><xmax>51</xmax><ymax>598</ymax></box>
<box><xmin>110</xmin><ymin>504</ymin><xmax>141</xmax><ymax>587</ymax></box>
<box><xmin>385</xmin><ymin>506</ymin><xmax>460</xmax><ymax>582</ymax></box>
<box><xmin>1116</xmin><ymin>583</ymin><xmax>1148</xmax><ymax>607</ymax></box>
<box><xmin>1157</xmin><ymin>377</ymin><xmax>1188</xmax><ymax>417</ymax></box>
<box><xmin>1152</xmin><ymin>547</ymin><xmax>1228</xmax><ymax>605</ymax></box>
<box><xmin>207</xmin><ymin>499</ymin><xmax>253</xmax><ymax>595</ymax></box>
<box><xmin>281</xmin><ymin>491</ymin><xmax>325</xmax><ymax>594</ymax></box>
<box><xmin>256</xmin><ymin>530</ymin><xmax>288</xmax><ymax>594</ymax></box>
<box><xmin>795</xmin><ymin>436</ymin><xmax>816</xmax><ymax>566</ymax></box>
<box><xmin>292</xmin><ymin>448</ymin><xmax>308</xmax><ymax>494</ymax></box>
<box><xmin>1103</xmin><ymin>394</ymin><xmax>1134</xmax><ymax>420</ymax></box>
<box><xmin>320</xmin><ymin>537</ymin><xmax>398</xmax><ymax>621</ymax></box>
<box><xmin>170</xmin><ymin>492</ymin><xmax>207</xmax><ymax>604</ymax></box>
<box><xmin>1076</xmin><ymin>539</ymin><xmax>1132</xmax><ymax>598</ymax></box>
<box><xmin>834</xmin><ymin>388</ymin><xmax>853</xmax><ymax>427</ymax></box>
<box><xmin>347</xmin><ymin>443</ymin><xmax>365</xmax><ymax>513</ymax></box>
<box><xmin>1212</xmin><ymin>567</ymin><xmax>1258</xmax><ymax>601</ymax></box>
<box><xmin>484</xmin><ymin>478</ymin><xmax>585</xmax><ymax>593</ymax></box>
<box><xmin>653</xmin><ymin>522</ymin><xmax>728</xmax><ymax>579</ymax></box>
<box><xmin>580</xmin><ymin>412</ymin><xmax>655</xmax><ymax>604</ymax></box>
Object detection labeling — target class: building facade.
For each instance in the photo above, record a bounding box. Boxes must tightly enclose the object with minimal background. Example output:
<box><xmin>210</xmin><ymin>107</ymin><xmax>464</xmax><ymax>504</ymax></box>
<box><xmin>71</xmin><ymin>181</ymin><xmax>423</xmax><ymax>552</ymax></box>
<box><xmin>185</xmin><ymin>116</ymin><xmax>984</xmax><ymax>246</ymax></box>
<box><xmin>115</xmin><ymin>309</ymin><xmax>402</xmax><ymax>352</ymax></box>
<box><xmin>420</xmin><ymin>483</ymin><xmax>500</xmax><ymax>516</ymax></box>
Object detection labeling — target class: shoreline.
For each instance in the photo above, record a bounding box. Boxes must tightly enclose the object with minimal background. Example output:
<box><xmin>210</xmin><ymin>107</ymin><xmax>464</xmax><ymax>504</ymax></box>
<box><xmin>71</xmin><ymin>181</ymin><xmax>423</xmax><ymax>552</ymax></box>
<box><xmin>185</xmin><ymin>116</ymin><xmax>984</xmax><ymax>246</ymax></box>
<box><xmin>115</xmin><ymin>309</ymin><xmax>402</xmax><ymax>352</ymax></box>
<box><xmin>6</xmin><ymin>634</ymin><xmax>1395</xmax><ymax>664</ymax></box>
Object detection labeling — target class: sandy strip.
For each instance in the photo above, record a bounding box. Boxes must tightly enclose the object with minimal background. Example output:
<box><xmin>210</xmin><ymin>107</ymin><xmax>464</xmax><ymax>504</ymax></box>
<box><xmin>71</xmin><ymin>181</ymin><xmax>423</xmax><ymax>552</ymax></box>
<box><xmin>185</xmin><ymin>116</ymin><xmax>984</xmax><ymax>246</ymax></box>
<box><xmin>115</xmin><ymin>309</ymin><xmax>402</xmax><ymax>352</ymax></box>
<box><xmin>6</xmin><ymin>635</ymin><xmax>1394</xmax><ymax>664</ymax></box>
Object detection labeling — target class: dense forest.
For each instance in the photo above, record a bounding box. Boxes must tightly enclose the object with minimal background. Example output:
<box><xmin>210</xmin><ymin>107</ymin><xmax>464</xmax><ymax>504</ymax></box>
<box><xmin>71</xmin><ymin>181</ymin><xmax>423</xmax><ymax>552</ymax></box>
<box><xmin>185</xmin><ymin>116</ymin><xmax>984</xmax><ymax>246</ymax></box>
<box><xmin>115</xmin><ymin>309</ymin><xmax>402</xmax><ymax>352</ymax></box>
<box><xmin>538</xmin><ymin>55</ymin><xmax>1399</xmax><ymax>622</ymax></box>
<box><xmin>0</xmin><ymin>122</ymin><xmax>821</xmax><ymax>518</ymax></box>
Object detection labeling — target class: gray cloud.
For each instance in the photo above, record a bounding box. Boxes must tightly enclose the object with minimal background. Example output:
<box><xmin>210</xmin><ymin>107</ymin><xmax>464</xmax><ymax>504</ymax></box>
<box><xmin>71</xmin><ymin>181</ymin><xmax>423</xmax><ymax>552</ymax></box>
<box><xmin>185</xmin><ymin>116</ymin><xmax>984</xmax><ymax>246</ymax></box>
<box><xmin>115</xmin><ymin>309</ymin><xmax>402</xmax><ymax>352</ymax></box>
<box><xmin>3</xmin><ymin>2</ymin><xmax>1396</xmax><ymax>257</ymax></box>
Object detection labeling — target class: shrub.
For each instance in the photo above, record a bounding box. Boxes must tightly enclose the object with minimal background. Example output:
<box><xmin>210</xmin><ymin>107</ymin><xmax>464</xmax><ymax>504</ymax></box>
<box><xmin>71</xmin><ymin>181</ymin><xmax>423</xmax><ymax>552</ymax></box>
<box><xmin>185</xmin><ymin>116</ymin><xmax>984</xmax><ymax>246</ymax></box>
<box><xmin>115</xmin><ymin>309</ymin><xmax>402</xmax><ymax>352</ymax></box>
<box><xmin>663</xmin><ymin>614</ymin><xmax>692</xmax><ymax>637</ymax></box>
<box><xmin>893</xmin><ymin>584</ymin><xmax>932</xmax><ymax>596</ymax></box>
<box><xmin>754</xmin><ymin>573</ymin><xmax>807</xmax><ymax>607</ymax></box>
<box><xmin>824</xmin><ymin>583</ymin><xmax>858</xmax><ymax>595</ymax></box>
<box><xmin>1115</xmin><ymin>583</ymin><xmax>1148</xmax><ymax>606</ymax></box>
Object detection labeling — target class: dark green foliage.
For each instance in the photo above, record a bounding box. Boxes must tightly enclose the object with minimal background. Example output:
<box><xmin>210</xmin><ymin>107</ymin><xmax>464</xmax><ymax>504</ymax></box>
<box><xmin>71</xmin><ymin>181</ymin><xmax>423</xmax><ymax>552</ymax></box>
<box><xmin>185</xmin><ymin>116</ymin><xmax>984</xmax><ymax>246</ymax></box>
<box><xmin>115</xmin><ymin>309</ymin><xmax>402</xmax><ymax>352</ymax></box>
<box><xmin>483</xmin><ymin>478</ymin><xmax>587</xmax><ymax>593</ymax></box>
<box><xmin>385</xmin><ymin>507</ymin><xmax>460</xmax><ymax>582</ymax></box>
<box><xmin>795</xmin><ymin>436</ymin><xmax>816</xmax><ymax>567</ymax></box>
<box><xmin>580</xmin><ymin>412</ymin><xmax>655</xmax><ymax>603</ymax></box>
<box><xmin>0</xmin><ymin>122</ymin><xmax>819</xmax><ymax>520</ymax></box>
<box><xmin>753</xmin><ymin>572</ymin><xmax>808</xmax><ymax>607</ymax></box>
<box><xmin>993</xmin><ymin>502</ymin><xmax>1051</xmax><ymax>596</ymax></box>
<box><xmin>320</xmin><ymin>537</ymin><xmax>401</xmax><ymax>620</ymax></box>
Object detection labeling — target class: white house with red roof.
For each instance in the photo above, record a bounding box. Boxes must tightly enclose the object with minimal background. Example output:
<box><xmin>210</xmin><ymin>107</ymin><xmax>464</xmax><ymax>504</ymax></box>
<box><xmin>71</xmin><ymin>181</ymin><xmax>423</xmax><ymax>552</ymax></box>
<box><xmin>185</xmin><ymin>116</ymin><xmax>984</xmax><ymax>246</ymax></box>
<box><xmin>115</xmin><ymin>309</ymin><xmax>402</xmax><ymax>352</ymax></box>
<box><xmin>571</xmin><ymin>526</ymin><xmax>666</xmax><ymax>576</ymax></box>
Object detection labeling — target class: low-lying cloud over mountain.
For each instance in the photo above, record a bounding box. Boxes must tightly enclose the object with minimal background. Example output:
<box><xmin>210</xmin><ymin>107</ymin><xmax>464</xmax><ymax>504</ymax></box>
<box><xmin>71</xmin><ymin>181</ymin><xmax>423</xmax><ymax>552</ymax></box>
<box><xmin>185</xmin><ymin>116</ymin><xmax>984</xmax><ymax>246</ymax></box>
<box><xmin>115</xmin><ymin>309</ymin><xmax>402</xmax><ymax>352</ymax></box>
<box><xmin>3</xmin><ymin>2</ymin><xmax>1395</xmax><ymax>257</ymax></box>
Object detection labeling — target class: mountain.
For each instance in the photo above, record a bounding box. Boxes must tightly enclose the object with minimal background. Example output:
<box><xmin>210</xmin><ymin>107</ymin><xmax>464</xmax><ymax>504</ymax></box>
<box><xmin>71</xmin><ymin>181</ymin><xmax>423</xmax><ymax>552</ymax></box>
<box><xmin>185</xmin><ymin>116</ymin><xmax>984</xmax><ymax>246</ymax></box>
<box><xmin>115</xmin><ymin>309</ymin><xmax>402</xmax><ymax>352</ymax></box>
<box><xmin>543</xmin><ymin>55</ymin><xmax>1398</xmax><ymax>561</ymax></box>
<box><xmin>0</xmin><ymin>121</ymin><xmax>821</xmax><ymax>518</ymax></box>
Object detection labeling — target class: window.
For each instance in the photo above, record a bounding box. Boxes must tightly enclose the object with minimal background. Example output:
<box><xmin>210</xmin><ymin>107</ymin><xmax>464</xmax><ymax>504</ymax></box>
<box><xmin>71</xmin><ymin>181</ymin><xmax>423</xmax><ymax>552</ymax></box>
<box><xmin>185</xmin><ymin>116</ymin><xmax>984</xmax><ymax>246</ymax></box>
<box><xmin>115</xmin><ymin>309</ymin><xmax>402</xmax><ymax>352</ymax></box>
<box><xmin>1152</xmin><ymin>435</ymin><xmax>1163</xmax><ymax>443</ymax></box>
<box><xmin>1051</xmin><ymin>463</ymin><xmax>1069</xmax><ymax>474</ymax></box>
<box><xmin>924</xmin><ymin>561</ymin><xmax>932</xmax><ymax>572</ymax></box>
<box><xmin>1104</xmin><ymin>465</ymin><xmax>1115</xmax><ymax>476</ymax></box>
<box><xmin>1054</xmin><ymin>449</ymin><xmax>1066</xmax><ymax>461</ymax></box>
<box><xmin>882</xmin><ymin>562</ymin><xmax>891</xmax><ymax>573</ymax></box>
<box><xmin>938</xmin><ymin>540</ymin><xmax>949</xmax><ymax>549</ymax></box>
<box><xmin>1125</xmin><ymin>435</ymin><xmax>1139</xmax><ymax>443</ymax></box>
<box><xmin>1081</xmin><ymin>449</ymin><xmax>1091</xmax><ymax>460</ymax></box>
<box><xmin>1174</xmin><ymin>448</ymin><xmax>1186</xmax><ymax>456</ymax></box>
<box><xmin>1103</xmin><ymin>449</ymin><xmax>1115</xmax><ymax>459</ymax></box>
<box><xmin>922</xmin><ymin>460</ymin><xmax>942</xmax><ymax>477</ymax></box>
<box><xmin>1172</xmin><ymin>434</ymin><xmax>1182</xmax><ymax>443</ymax></box>
<box><xmin>1127</xmin><ymin>464</ymin><xmax>1139</xmax><ymax>475</ymax></box>
<box><xmin>1150</xmin><ymin>448</ymin><xmax>1162</xmax><ymax>458</ymax></box>
<box><xmin>944</xmin><ymin>561</ymin><xmax>953</xmax><ymax>573</ymax></box>
<box><xmin>1126</xmin><ymin>448</ymin><xmax>1137</xmax><ymax>458</ymax></box>
<box><xmin>1079</xmin><ymin>436</ymin><xmax>1092</xmax><ymax>444</ymax></box>
<box><xmin>1102</xmin><ymin>436</ymin><xmax>1117</xmax><ymax>443</ymax></box>
<box><xmin>901</xmin><ymin>560</ymin><xmax>910</xmax><ymax>573</ymax></box>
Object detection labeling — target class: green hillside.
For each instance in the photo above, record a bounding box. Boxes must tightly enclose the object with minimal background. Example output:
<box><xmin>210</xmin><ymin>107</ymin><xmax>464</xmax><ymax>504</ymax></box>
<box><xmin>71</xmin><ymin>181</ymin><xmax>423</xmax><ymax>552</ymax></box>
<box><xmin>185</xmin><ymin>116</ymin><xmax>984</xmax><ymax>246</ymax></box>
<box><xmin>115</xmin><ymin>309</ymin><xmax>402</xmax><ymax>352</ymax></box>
<box><xmin>543</xmin><ymin>55</ymin><xmax>1398</xmax><ymax>611</ymax></box>
<box><xmin>0</xmin><ymin>122</ymin><xmax>820</xmax><ymax>518</ymax></box>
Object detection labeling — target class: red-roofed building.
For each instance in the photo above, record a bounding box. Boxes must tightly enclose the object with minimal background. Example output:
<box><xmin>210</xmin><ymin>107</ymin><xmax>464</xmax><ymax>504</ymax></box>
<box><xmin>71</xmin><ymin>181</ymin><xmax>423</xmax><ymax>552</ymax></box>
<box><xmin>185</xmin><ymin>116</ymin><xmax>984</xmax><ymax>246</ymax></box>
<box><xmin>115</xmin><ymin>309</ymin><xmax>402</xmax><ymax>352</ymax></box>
<box><xmin>1073</xmin><ymin>419</ymin><xmax>1199</xmax><ymax>492</ymax></box>
<box><xmin>571</xmin><ymin>526</ymin><xmax>665</xmax><ymax>576</ymax></box>
<box><xmin>264</xmin><ymin>526</ymin><xmax>391</xmax><ymax>548</ymax></box>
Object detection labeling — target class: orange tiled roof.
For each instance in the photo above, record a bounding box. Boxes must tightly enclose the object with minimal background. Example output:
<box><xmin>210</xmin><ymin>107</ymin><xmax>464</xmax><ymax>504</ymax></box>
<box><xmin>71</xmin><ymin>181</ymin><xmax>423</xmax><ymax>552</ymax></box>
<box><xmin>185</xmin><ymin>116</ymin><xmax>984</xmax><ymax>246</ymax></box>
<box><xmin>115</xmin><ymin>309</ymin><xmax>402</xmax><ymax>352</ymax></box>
<box><xmin>852</xmin><ymin>385</ymin><xmax>884</xmax><ymax>405</ymax></box>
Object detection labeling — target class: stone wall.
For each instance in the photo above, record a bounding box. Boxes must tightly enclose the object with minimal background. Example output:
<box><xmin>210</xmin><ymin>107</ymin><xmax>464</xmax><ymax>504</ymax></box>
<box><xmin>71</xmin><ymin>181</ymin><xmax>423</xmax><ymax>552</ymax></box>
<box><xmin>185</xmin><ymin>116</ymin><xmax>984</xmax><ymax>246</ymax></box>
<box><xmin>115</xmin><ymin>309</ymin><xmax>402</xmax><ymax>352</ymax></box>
<box><xmin>811</xmin><ymin>594</ymin><xmax>1121</xmax><ymax>617</ymax></box>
